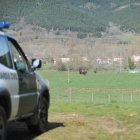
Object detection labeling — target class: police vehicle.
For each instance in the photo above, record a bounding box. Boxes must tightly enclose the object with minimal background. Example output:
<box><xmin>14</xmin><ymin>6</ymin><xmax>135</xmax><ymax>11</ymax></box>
<box><xmin>0</xmin><ymin>21</ymin><xmax>50</xmax><ymax>140</ymax></box>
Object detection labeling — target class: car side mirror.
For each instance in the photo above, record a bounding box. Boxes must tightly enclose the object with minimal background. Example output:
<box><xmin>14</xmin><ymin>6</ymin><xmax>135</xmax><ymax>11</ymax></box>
<box><xmin>32</xmin><ymin>59</ymin><xmax>42</xmax><ymax>69</ymax></box>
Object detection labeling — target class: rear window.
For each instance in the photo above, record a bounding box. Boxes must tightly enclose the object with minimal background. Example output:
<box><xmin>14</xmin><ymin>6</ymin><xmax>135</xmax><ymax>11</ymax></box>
<box><xmin>0</xmin><ymin>35</ymin><xmax>12</xmax><ymax>68</ymax></box>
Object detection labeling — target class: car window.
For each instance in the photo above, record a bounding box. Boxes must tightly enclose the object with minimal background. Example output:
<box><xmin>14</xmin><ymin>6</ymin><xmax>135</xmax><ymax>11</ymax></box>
<box><xmin>0</xmin><ymin>35</ymin><xmax>12</xmax><ymax>68</ymax></box>
<box><xmin>8</xmin><ymin>38</ymin><xmax>28</xmax><ymax>72</ymax></box>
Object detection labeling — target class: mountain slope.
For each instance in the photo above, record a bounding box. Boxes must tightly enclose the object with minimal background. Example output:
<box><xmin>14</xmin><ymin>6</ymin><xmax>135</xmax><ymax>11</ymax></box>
<box><xmin>0</xmin><ymin>0</ymin><xmax>140</xmax><ymax>36</ymax></box>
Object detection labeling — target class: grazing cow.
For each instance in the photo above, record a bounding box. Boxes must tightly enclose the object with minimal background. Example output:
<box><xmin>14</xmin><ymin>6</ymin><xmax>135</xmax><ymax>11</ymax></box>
<box><xmin>94</xmin><ymin>70</ymin><xmax>97</xmax><ymax>73</ymax></box>
<box><xmin>79</xmin><ymin>69</ymin><xmax>87</xmax><ymax>75</ymax></box>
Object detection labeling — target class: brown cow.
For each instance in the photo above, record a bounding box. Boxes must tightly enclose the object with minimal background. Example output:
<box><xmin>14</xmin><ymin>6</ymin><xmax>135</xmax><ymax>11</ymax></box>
<box><xmin>79</xmin><ymin>69</ymin><xmax>87</xmax><ymax>75</ymax></box>
<box><xmin>94</xmin><ymin>70</ymin><xmax>97</xmax><ymax>73</ymax></box>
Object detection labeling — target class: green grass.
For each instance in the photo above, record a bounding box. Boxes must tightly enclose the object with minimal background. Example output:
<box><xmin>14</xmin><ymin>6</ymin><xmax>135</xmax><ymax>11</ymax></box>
<box><xmin>116</xmin><ymin>35</ymin><xmax>135</xmax><ymax>41</ymax></box>
<box><xmin>38</xmin><ymin>69</ymin><xmax>140</xmax><ymax>90</ymax></box>
<box><xmin>35</xmin><ymin>67</ymin><xmax>140</xmax><ymax>140</ymax></box>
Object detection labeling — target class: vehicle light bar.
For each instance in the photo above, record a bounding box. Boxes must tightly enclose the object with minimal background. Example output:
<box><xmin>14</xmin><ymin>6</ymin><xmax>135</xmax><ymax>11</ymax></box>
<box><xmin>0</xmin><ymin>21</ymin><xmax>10</xmax><ymax>29</ymax></box>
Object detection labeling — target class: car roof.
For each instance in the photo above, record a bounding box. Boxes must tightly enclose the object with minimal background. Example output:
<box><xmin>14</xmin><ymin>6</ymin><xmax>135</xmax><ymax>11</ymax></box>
<box><xmin>0</xmin><ymin>30</ymin><xmax>15</xmax><ymax>40</ymax></box>
<box><xmin>0</xmin><ymin>31</ymin><xmax>4</xmax><ymax>36</ymax></box>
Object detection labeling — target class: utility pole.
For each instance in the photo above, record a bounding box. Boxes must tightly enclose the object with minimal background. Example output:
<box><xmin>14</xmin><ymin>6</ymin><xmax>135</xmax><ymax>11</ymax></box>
<box><xmin>126</xmin><ymin>49</ymin><xmax>128</xmax><ymax>69</ymax></box>
<box><xmin>120</xmin><ymin>49</ymin><xmax>122</xmax><ymax>72</ymax></box>
<box><xmin>68</xmin><ymin>64</ymin><xmax>69</xmax><ymax>83</ymax></box>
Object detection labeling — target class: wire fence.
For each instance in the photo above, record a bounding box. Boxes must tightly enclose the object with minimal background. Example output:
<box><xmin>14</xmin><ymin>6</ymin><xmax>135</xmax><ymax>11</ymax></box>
<box><xmin>51</xmin><ymin>88</ymin><xmax>140</xmax><ymax>103</ymax></box>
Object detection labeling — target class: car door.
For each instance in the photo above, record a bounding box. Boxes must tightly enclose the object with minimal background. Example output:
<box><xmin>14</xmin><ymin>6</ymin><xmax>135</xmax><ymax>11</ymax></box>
<box><xmin>0</xmin><ymin>35</ymin><xmax>20</xmax><ymax>118</ymax></box>
<box><xmin>7</xmin><ymin>37</ymin><xmax>38</xmax><ymax>116</ymax></box>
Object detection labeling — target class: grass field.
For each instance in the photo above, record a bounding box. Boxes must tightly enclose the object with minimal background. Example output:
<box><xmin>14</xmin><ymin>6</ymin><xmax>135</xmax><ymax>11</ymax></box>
<box><xmin>116</xmin><ymin>35</ymin><xmax>135</xmax><ymax>41</ymax></box>
<box><xmin>34</xmin><ymin>67</ymin><xmax>140</xmax><ymax>140</ymax></box>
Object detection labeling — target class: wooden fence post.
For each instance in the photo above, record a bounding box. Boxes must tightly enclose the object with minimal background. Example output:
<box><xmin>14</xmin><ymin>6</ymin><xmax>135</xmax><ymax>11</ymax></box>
<box><xmin>92</xmin><ymin>93</ymin><xmax>94</xmax><ymax>102</ymax></box>
<box><xmin>122</xmin><ymin>93</ymin><xmax>124</xmax><ymax>101</ymax></box>
<box><xmin>68</xmin><ymin>68</ymin><xmax>69</xmax><ymax>83</ymax></box>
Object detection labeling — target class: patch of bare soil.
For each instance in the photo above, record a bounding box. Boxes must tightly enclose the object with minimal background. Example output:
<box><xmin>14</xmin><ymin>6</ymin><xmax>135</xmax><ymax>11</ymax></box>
<box><xmin>7</xmin><ymin>113</ymin><xmax>126</xmax><ymax>140</ymax></box>
<box><xmin>49</xmin><ymin>112</ymin><xmax>126</xmax><ymax>135</ymax></box>
<box><xmin>95</xmin><ymin>117</ymin><xmax>126</xmax><ymax>134</ymax></box>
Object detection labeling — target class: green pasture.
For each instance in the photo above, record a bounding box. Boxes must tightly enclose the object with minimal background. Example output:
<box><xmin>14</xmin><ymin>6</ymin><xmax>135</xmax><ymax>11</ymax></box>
<box><xmin>116</xmin><ymin>35</ymin><xmax>135</xmax><ymax>41</ymax></box>
<box><xmin>35</xmin><ymin>68</ymin><xmax>140</xmax><ymax>140</ymax></box>
<box><xmin>37</xmin><ymin>67</ymin><xmax>140</xmax><ymax>104</ymax></box>
<box><xmin>38</xmin><ymin>68</ymin><xmax>140</xmax><ymax>92</ymax></box>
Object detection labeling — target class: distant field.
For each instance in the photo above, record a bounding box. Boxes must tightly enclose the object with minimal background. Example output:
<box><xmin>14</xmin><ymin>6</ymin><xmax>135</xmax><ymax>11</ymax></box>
<box><xmin>117</xmin><ymin>34</ymin><xmax>140</xmax><ymax>43</ymax></box>
<box><xmin>117</xmin><ymin>35</ymin><xmax>135</xmax><ymax>41</ymax></box>
<box><xmin>55</xmin><ymin>35</ymin><xmax>70</xmax><ymax>39</ymax></box>
<box><xmin>35</xmin><ymin>68</ymin><xmax>140</xmax><ymax>140</ymax></box>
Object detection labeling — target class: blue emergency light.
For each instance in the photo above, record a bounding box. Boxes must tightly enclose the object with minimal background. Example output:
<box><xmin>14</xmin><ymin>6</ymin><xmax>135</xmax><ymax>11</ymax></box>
<box><xmin>0</xmin><ymin>21</ymin><xmax>10</xmax><ymax>29</ymax></box>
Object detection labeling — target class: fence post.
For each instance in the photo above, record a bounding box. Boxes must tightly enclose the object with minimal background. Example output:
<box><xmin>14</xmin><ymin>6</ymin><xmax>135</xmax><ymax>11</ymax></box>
<box><xmin>131</xmin><ymin>92</ymin><xmax>133</xmax><ymax>102</ymax></box>
<box><xmin>108</xmin><ymin>94</ymin><xmax>110</xmax><ymax>102</ymax></box>
<box><xmin>136</xmin><ymin>87</ymin><xmax>137</xmax><ymax>94</ymax></box>
<box><xmin>104</xmin><ymin>88</ymin><xmax>105</xmax><ymax>93</ymax></box>
<box><xmin>70</xmin><ymin>88</ymin><xmax>72</xmax><ymax>102</ymax></box>
<box><xmin>68</xmin><ymin>68</ymin><xmax>69</xmax><ymax>83</ymax></box>
<box><xmin>92</xmin><ymin>93</ymin><xmax>94</xmax><ymax>102</ymax></box>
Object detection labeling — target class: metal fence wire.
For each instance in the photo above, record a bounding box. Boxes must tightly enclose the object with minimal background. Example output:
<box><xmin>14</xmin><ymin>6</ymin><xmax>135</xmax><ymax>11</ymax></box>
<box><xmin>51</xmin><ymin>89</ymin><xmax>140</xmax><ymax>103</ymax></box>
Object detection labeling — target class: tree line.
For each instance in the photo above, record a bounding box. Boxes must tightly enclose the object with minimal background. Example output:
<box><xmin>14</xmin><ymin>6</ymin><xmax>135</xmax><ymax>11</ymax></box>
<box><xmin>0</xmin><ymin>0</ymin><xmax>140</xmax><ymax>36</ymax></box>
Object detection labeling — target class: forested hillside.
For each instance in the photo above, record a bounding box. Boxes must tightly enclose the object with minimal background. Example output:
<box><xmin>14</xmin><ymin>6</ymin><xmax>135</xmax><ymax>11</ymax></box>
<box><xmin>0</xmin><ymin>0</ymin><xmax>140</xmax><ymax>37</ymax></box>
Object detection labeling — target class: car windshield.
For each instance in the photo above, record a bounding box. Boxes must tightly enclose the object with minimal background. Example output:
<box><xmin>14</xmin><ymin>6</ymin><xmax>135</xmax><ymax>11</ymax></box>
<box><xmin>0</xmin><ymin>35</ymin><xmax>12</xmax><ymax>68</ymax></box>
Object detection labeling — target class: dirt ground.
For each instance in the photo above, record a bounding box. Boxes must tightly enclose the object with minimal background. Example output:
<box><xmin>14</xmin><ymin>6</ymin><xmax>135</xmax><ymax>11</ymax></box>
<box><xmin>7</xmin><ymin>112</ymin><xmax>127</xmax><ymax>140</ymax></box>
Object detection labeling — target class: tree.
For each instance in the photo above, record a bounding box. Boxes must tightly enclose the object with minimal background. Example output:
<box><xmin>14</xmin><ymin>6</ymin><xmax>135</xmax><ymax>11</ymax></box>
<box><xmin>55</xmin><ymin>31</ymin><xmax>61</xmax><ymax>35</ymax></box>
<box><xmin>51</xmin><ymin>57</ymin><xmax>54</xmax><ymax>64</ymax></box>
<box><xmin>128</xmin><ymin>57</ymin><xmax>136</xmax><ymax>70</ymax></box>
<box><xmin>77</xmin><ymin>33</ymin><xmax>87</xmax><ymax>39</ymax></box>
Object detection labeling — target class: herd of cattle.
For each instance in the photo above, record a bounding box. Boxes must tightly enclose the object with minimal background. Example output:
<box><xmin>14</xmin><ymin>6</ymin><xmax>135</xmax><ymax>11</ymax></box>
<box><xmin>79</xmin><ymin>69</ymin><xmax>97</xmax><ymax>75</ymax></box>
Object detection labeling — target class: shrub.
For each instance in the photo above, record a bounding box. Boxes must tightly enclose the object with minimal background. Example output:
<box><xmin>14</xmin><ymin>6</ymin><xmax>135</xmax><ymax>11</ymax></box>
<box><xmin>55</xmin><ymin>31</ymin><xmax>61</xmax><ymax>35</ymax></box>
<box><xmin>35</xmin><ymin>36</ymin><xmax>38</xmax><ymax>39</ymax></box>
<box><xmin>128</xmin><ymin>57</ymin><xmax>136</xmax><ymax>70</ymax></box>
<box><xmin>68</xmin><ymin>55</ymin><xmax>91</xmax><ymax>71</ymax></box>
<box><xmin>77</xmin><ymin>33</ymin><xmax>87</xmax><ymax>39</ymax></box>
<box><xmin>46</xmin><ymin>57</ymin><xmax>54</xmax><ymax>64</ymax></box>
<box><xmin>55</xmin><ymin>60</ymin><xmax>67</xmax><ymax>71</ymax></box>
<box><xmin>92</xmin><ymin>31</ymin><xmax>102</xmax><ymax>38</ymax></box>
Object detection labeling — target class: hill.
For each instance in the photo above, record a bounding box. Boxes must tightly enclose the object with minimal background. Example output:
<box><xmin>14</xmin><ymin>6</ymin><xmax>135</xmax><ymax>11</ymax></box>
<box><xmin>1</xmin><ymin>0</ymin><xmax>140</xmax><ymax>37</ymax></box>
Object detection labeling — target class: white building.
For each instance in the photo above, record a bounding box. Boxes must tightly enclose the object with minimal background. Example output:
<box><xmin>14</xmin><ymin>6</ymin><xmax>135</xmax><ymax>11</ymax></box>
<box><xmin>61</xmin><ymin>57</ymin><xmax>70</xmax><ymax>63</ymax></box>
<box><xmin>133</xmin><ymin>55</ymin><xmax>140</xmax><ymax>62</ymax></box>
<box><xmin>114</xmin><ymin>56</ymin><xmax>123</xmax><ymax>62</ymax></box>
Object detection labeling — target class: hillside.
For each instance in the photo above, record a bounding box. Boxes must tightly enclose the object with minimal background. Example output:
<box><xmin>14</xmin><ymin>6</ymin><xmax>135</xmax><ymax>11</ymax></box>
<box><xmin>1</xmin><ymin>0</ymin><xmax>140</xmax><ymax>36</ymax></box>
